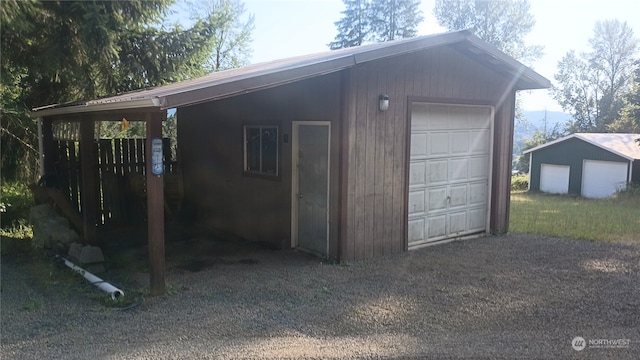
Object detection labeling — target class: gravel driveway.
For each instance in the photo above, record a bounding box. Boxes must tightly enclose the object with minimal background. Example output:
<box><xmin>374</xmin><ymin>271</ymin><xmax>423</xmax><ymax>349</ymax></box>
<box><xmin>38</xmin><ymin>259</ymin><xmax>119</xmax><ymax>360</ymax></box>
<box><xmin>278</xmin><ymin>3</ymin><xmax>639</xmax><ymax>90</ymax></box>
<box><xmin>2</xmin><ymin>234</ymin><xmax>639</xmax><ymax>359</ymax></box>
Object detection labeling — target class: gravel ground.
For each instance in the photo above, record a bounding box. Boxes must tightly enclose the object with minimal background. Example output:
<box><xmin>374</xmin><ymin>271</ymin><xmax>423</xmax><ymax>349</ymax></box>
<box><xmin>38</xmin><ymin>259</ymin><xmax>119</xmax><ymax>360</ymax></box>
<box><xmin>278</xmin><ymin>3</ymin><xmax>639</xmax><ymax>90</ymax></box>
<box><xmin>1</xmin><ymin>233</ymin><xmax>639</xmax><ymax>359</ymax></box>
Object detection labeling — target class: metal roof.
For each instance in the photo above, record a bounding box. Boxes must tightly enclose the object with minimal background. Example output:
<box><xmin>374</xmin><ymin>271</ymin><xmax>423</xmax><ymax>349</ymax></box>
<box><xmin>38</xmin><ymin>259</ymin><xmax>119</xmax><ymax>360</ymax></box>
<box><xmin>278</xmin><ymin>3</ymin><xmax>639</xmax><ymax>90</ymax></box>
<box><xmin>32</xmin><ymin>30</ymin><xmax>551</xmax><ymax>117</ymax></box>
<box><xmin>523</xmin><ymin>133</ymin><xmax>640</xmax><ymax>161</ymax></box>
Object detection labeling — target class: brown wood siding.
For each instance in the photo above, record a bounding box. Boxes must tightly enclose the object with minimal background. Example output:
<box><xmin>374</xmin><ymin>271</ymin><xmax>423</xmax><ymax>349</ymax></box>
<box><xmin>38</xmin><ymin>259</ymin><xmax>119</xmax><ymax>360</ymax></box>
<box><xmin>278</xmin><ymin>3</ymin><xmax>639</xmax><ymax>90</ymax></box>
<box><xmin>342</xmin><ymin>45</ymin><xmax>517</xmax><ymax>260</ymax></box>
<box><xmin>178</xmin><ymin>73</ymin><xmax>342</xmax><ymax>251</ymax></box>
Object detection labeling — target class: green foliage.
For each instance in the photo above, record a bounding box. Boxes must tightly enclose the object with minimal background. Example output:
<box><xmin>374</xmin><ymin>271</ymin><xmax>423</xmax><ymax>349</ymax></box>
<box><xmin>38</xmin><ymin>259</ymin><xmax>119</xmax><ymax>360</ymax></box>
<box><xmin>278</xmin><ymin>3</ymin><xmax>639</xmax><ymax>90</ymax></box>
<box><xmin>369</xmin><ymin>0</ymin><xmax>423</xmax><ymax>42</ymax></box>
<box><xmin>553</xmin><ymin>20</ymin><xmax>639</xmax><ymax>133</ymax></box>
<box><xmin>329</xmin><ymin>0</ymin><xmax>423</xmax><ymax>49</ymax></box>
<box><xmin>0</xmin><ymin>220</ymin><xmax>33</xmax><ymax>240</ymax></box>
<box><xmin>514</xmin><ymin>126</ymin><xmax>566</xmax><ymax>174</ymax></box>
<box><xmin>1</xmin><ymin>0</ymin><xmax>253</xmax><ymax>183</ymax></box>
<box><xmin>609</xmin><ymin>61</ymin><xmax>640</xmax><ymax>133</ymax></box>
<box><xmin>510</xmin><ymin>191</ymin><xmax>640</xmax><ymax>243</ymax></box>
<box><xmin>1</xmin><ymin>181</ymin><xmax>33</xmax><ymax>228</ymax></box>
<box><xmin>511</xmin><ymin>174</ymin><xmax>529</xmax><ymax>191</ymax></box>
<box><xmin>433</xmin><ymin>0</ymin><xmax>542</xmax><ymax>63</ymax></box>
<box><xmin>329</xmin><ymin>0</ymin><xmax>370</xmax><ymax>49</ymax></box>
<box><xmin>194</xmin><ymin>0</ymin><xmax>255</xmax><ymax>72</ymax></box>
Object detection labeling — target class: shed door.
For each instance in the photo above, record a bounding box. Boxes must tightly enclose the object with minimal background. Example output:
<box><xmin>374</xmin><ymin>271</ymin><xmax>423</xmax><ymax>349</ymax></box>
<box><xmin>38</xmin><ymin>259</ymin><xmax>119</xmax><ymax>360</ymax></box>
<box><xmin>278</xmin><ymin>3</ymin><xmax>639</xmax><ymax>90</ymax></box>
<box><xmin>292</xmin><ymin>122</ymin><xmax>330</xmax><ymax>256</ymax></box>
<box><xmin>408</xmin><ymin>103</ymin><xmax>493</xmax><ymax>249</ymax></box>
<box><xmin>582</xmin><ymin>160</ymin><xmax>628</xmax><ymax>198</ymax></box>
<box><xmin>540</xmin><ymin>164</ymin><xmax>570</xmax><ymax>194</ymax></box>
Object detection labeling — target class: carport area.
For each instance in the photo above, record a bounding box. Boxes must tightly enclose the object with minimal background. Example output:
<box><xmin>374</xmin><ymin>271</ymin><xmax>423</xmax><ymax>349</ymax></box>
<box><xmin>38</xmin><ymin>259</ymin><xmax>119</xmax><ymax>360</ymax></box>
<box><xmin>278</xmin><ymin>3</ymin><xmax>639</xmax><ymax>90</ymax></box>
<box><xmin>2</xmin><ymin>234</ymin><xmax>639</xmax><ymax>359</ymax></box>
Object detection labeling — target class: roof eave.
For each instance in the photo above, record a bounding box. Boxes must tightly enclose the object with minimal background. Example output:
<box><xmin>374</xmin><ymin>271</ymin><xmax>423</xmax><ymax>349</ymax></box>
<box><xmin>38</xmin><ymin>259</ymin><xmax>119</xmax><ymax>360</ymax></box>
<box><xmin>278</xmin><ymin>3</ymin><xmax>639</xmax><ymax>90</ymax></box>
<box><xmin>31</xmin><ymin>98</ymin><xmax>160</xmax><ymax>118</ymax></box>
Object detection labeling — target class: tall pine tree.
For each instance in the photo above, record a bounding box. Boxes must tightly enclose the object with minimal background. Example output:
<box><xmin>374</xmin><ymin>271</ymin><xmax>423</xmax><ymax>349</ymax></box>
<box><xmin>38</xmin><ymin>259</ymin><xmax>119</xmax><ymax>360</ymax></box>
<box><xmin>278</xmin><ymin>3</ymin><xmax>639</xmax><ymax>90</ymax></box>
<box><xmin>329</xmin><ymin>0</ymin><xmax>423</xmax><ymax>49</ymax></box>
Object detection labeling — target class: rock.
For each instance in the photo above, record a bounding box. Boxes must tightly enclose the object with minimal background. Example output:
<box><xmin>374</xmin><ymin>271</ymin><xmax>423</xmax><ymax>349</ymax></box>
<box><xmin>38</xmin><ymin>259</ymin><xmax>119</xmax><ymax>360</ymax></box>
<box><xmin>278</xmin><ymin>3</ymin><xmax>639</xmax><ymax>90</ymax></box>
<box><xmin>79</xmin><ymin>245</ymin><xmax>105</xmax><ymax>265</ymax></box>
<box><xmin>29</xmin><ymin>204</ymin><xmax>80</xmax><ymax>250</ymax></box>
<box><xmin>68</xmin><ymin>242</ymin><xmax>83</xmax><ymax>261</ymax></box>
<box><xmin>28</xmin><ymin>203</ymin><xmax>56</xmax><ymax>223</ymax></box>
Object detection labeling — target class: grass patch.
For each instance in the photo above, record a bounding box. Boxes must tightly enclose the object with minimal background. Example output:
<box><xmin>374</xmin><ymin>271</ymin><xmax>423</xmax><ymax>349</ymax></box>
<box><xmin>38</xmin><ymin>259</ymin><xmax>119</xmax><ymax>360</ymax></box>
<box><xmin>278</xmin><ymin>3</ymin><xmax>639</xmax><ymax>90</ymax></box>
<box><xmin>510</xmin><ymin>191</ymin><xmax>640</xmax><ymax>243</ymax></box>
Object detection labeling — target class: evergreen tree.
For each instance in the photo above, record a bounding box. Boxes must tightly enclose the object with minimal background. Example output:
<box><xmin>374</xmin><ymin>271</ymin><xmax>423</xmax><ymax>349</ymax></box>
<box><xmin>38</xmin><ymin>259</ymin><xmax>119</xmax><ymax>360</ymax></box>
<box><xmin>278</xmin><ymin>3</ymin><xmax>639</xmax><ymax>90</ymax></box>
<box><xmin>329</xmin><ymin>0</ymin><xmax>423</xmax><ymax>50</ymax></box>
<box><xmin>0</xmin><ymin>0</ymin><xmax>253</xmax><ymax>181</ymax></box>
<box><xmin>329</xmin><ymin>0</ymin><xmax>370</xmax><ymax>49</ymax></box>
<box><xmin>369</xmin><ymin>0</ymin><xmax>423</xmax><ymax>42</ymax></box>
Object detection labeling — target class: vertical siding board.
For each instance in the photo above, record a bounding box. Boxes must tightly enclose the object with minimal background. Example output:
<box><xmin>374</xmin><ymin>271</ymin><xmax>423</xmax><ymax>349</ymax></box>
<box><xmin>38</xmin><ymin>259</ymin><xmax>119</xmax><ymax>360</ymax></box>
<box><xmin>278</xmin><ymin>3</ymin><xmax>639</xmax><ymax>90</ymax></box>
<box><xmin>346</xmin><ymin>70</ymin><xmax>358</xmax><ymax>261</ymax></box>
<box><xmin>386</xmin><ymin>55</ymin><xmax>405</xmax><ymax>255</ymax></box>
<box><xmin>374</xmin><ymin>61</ymin><xmax>388</xmax><ymax>257</ymax></box>
<box><xmin>352</xmin><ymin>67</ymin><xmax>368</xmax><ymax>260</ymax></box>
<box><xmin>364</xmin><ymin>62</ymin><xmax>378</xmax><ymax>259</ymax></box>
<box><xmin>427</xmin><ymin>51</ymin><xmax>440</xmax><ymax>97</ymax></box>
<box><xmin>393</xmin><ymin>54</ymin><xmax>415</xmax><ymax>254</ymax></box>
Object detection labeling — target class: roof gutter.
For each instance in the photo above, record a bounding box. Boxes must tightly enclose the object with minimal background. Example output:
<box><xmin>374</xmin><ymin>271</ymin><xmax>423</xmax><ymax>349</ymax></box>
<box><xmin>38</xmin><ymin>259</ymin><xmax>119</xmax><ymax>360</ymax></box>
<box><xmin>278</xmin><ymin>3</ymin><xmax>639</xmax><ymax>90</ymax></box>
<box><xmin>31</xmin><ymin>97</ymin><xmax>161</xmax><ymax>118</ymax></box>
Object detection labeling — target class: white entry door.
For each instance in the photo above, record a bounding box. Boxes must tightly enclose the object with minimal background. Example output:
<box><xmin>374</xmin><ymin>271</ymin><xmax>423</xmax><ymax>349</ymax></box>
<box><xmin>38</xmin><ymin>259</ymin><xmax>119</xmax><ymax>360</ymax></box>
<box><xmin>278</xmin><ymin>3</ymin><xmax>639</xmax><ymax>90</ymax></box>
<box><xmin>292</xmin><ymin>122</ymin><xmax>330</xmax><ymax>256</ymax></box>
<box><xmin>408</xmin><ymin>103</ymin><xmax>493</xmax><ymax>248</ymax></box>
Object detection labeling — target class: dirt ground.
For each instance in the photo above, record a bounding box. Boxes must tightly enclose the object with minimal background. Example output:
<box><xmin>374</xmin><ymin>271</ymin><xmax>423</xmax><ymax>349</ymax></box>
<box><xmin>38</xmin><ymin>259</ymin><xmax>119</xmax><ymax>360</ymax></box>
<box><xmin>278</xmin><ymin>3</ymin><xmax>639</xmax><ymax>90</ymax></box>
<box><xmin>1</xmin><ymin>233</ymin><xmax>639</xmax><ymax>359</ymax></box>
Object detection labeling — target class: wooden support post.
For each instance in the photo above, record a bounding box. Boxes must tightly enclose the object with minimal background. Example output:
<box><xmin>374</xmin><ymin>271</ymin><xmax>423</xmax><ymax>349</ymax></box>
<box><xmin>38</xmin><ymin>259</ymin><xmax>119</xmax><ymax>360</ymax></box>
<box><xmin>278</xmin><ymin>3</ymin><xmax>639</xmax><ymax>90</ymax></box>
<box><xmin>79</xmin><ymin>117</ymin><xmax>98</xmax><ymax>244</ymax></box>
<box><xmin>146</xmin><ymin>112</ymin><xmax>166</xmax><ymax>296</ymax></box>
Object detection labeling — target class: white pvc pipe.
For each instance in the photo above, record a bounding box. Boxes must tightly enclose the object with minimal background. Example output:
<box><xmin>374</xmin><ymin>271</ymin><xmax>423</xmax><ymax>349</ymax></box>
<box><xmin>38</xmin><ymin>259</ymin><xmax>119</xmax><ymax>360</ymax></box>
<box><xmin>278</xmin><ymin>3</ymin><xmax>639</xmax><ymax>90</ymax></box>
<box><xmin>62</xmin><ymin>258</ymin><xmax>124</xmax><ymax>300</ymax></box>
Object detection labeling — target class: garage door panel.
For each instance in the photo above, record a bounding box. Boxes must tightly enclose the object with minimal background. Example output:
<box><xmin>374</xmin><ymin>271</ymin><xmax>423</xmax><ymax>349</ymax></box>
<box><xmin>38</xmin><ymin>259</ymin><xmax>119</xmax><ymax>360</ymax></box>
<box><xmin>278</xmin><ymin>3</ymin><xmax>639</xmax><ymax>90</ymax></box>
<box><xmin>451</xmin><ymin>132</ymin><xmax>470</xmax><ymax>154</ymax></box>
<box><xmin>409</xmin><ymin>161</ymin><xmax>426</xmax><ymax>186</ymax></box>
<box><xmin>427</xmin><ymin>160</ymin><xmax>448</xmax><ymax>184</ymax></box>
<box><xmin>427</xmin><ymin>215</ymin><xmax>447</xmax><ymax>239</ymax></box>
<box><xmin>408</xmin><ymin>190</ymin><xmax>425</xmax><ymax>216</ymax></box>
<box><xmin>469</xmin><ymin>182</ymin><xmax>488</xmax><ymax>205</ymax></box>
<box><xmin>428</xmin><ymin>187</ymin><xmax>448</xmax><ymax>212</ymax></box>
<box><xmin>428</xmin><ymin>132</ymin><xmax>449</xmax><ymax>157</ymax></box>
<box><xmin>409</xmin><ymin>103</ymin><xmax>492</xmax><ymax>248</ymax></box>
<box><xmin>582</xmin><ymin>160</ymin><xmax>628</xmax><ymax>198</ymax></box>
<box><xmin>449</xmin><ymin>185</ymin><xmax>467</xmax><ymax>208</ymax></box>
<box><xmin>468</xmin><ymin>207</ymin><xmax>487</xmax><ymax>231</ymax></box>
<box><xmin>423</xmin><ymin>105</ymin><xmax>450</xmax><ymax>129</ymax></box>
<box><xmin>410</xmin><ymin>133</ymin><xmax>427</xmax><ymax>158</ymax></box>
<box><xmin>471</xmin><ymin>130</ymin><xmax>491</xmax><ymax>154</ymax></box>
<box><xmin>469</xmin><ymin>156</ymin><xmax>489</xmax><ymax>180</ymax></box>
<box><xmin>408</xmin><ymin>218</ymin><xmax>425</xmax><ymax>243</ymax></box>
<box><xmin>449</xmin><ymin>211</ymin><xmax>467</xmax><ymax>234</ymax></box>
<box><xmin>449</xmin><ymin>158</ymin><xmax>469</xmax><ymax>182</ymax></box>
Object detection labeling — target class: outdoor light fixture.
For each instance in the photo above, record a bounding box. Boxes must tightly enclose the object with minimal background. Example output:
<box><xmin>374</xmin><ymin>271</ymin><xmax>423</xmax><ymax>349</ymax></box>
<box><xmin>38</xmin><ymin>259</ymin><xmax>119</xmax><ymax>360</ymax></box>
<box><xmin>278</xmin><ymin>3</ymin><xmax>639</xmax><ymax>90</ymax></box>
<box><xmin>379</xmin><ymin>94</ymin><xmax>390</xmax><ymax>111</ymax></box>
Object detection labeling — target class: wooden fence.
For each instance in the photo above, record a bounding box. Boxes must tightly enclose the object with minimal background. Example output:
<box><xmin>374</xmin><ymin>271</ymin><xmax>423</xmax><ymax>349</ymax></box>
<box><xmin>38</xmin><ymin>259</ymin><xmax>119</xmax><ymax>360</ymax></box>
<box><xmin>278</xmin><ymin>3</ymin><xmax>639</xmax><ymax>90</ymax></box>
<box><xmin>53</xmin><ymin>138</ymin><xmax>180</xmax><ymax>226</ymax></box>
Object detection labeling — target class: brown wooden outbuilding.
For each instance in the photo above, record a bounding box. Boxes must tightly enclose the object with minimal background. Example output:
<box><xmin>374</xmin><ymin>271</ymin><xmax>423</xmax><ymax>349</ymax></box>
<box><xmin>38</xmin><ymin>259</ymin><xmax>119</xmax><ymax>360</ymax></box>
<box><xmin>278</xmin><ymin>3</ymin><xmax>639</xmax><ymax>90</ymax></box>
<box><xmin>32</xmin><ymin>30</ymin><xmax>550</xmax><ymax>294</ymax></box>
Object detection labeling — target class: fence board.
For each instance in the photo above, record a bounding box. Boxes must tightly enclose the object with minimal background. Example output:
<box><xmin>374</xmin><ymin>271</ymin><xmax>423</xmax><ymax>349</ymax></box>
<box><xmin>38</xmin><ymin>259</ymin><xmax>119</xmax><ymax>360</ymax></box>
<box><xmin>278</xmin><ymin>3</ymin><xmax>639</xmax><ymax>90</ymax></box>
<box><xmin>52</xmin><ymin>138</ymin><xmax>175</xmax><ymax>226</ymax></box>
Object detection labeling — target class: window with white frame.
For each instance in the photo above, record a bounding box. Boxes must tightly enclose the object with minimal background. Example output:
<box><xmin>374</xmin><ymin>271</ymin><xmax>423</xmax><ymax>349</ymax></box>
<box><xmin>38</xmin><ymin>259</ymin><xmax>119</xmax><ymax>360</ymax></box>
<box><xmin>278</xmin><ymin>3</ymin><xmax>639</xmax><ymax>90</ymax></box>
<box><xmin>244</xmin><ymin>125</ymin><xmax>279</xmax><ymax>176</ymax></box>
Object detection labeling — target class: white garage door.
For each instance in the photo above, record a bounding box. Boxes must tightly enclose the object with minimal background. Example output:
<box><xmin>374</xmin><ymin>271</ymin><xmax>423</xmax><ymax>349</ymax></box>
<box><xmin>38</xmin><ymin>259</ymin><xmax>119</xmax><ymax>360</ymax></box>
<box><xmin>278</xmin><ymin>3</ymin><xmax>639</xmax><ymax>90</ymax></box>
<box><xmin>582</xmin><ymin>160</ymin><xmax>628</xmax><ymax>198</ymax></box>
<box><xmin>540</xmin><ymin>164</ymin><xmax>570</xmax><ymax>194</ymax></box>
<box><xmin>408</xmin><ymin>103</ymin><xmax>493</xmax><ymax>249</ymax></box>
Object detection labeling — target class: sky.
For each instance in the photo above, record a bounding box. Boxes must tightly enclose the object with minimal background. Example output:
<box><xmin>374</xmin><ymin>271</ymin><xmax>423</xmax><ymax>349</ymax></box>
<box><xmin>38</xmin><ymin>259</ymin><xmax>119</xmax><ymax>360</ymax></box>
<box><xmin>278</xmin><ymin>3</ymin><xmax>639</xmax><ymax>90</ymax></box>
<box><xmin>183</xmin><ymin>0</ymin><xmax>640</xmax><ymax>112</ymax></box>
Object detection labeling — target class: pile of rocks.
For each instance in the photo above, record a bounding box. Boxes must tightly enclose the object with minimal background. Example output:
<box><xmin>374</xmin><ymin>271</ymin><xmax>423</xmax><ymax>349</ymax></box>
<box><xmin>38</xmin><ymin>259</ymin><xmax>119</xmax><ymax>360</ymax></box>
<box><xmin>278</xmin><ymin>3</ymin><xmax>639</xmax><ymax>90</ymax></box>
<box><xmin>29</xmin><ymin>203</ymin><xmax>105</xmax><ymax>273</ymax></box>
<box><xmin>29</xmin><ymin>203</ymin><xmax>79</xmax><ymax>250</ymax></box>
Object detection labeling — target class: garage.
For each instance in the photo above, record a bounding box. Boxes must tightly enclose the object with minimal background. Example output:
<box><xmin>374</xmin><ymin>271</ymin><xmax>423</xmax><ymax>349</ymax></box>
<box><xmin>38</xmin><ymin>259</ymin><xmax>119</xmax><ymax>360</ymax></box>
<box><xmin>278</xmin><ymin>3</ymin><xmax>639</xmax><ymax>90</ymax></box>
<box><xmin>408</xmin><ymin>103</ymin><xmax>493</xmax><ymax>248</ymax></box>
<box><xmin>539</xmin><ymin>164</ymin><xmax>570</xmax><ymax>194</ymax></box>
<box><xmin>581</xmin><ymin>160</ymin><xmax>628</xmax><ymax>198</ymax></box>
<box><xmin>525</xmin><ymin>133</ymin><xmax>639</xmax><ymax>198</ymax></box>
